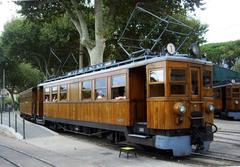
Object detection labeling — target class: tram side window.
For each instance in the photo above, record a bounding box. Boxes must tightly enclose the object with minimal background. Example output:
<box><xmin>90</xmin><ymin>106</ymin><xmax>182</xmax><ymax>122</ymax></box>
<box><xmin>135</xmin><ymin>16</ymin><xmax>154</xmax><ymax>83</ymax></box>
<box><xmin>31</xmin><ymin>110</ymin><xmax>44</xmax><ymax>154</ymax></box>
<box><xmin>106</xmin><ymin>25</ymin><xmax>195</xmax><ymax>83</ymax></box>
<box><xmin>60</xmin><ymin>85</ymin><xmax>67</xmax><ymax>101</ymax></box>
<box><xmin>203</xmin><ymin>70</ymin><xmax>212</xmax><ymax>88</ymax></box>
<box><xmin>82</xmin><ymin>80</ymin><xmax>92</xmax><ymax>100</ymax></box>
<box><xmin>112</xmin><ymin>75</ymin><xmax>126</xmax><ymax>99</ymax></box>
<box><xmin>213</xmin><ymin>88</ymin><xmax>221</xmax><ymax>98</ymax></box>
<box><xmin>232</xmin><ymin>87</ymin><xmax>240</xmax><ymax>98</ymax></box>
<box><xmin>95</xmin><ymin>78</ymin><xmax>107</xmax><ymax>99</ymax></box>
<box><xmin>51</xmin><ymin>86</ymin><xmax>58</xmax><ymax>102</ymax></box>
<box><xmin>44</xmin><ymin>88</ymin><xmax>50</xmax><ymax>102</ymax></box>
<box><xmin>149</xmin><ymin>69</ymin><xmax>164</xmax><ymax>97</ymax></box>
<box><xmin>170</xmin><ymin>69</ymin><xmax>186</xmax><ymax>95</ymax></box>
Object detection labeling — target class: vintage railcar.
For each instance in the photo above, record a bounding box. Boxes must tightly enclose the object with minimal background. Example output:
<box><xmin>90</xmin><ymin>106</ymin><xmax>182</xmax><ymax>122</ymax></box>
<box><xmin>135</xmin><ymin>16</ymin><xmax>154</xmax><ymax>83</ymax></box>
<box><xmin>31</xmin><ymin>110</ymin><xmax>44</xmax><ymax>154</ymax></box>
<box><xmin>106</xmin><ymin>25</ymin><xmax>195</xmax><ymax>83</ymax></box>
<box><xmin>213</xmin><ymin>81</ymin><xmax>240</xmax><ymax>120</ymax></box>
<box><xmin>19</xmin><ymin>55</ymin><xmax>216</xmax><ymax>156</ymax></box>
<box><xmin>19</xmin><ymin>86</ymin><xmax>43</xmax><ymax>121</ymax></box>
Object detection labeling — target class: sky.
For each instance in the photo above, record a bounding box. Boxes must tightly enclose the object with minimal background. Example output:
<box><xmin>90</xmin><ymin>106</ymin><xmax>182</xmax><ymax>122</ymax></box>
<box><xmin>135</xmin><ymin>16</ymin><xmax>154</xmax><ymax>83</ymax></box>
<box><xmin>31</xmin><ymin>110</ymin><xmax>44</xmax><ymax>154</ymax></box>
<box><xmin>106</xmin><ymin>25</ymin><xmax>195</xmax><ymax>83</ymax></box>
<box><xmin>0</xmin><ymin>0</ymin><xmax>240</xmax><ymax>44</ymax></box>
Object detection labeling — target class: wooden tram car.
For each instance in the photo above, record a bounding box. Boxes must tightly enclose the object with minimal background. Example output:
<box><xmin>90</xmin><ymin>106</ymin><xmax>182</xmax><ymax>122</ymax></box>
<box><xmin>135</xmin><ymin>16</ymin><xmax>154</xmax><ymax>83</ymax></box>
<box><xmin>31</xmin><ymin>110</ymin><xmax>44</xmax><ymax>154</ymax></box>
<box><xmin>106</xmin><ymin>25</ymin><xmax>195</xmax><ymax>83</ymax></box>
<box><xmin>20</xmin><ymin>55</ymin><xmax>216</xmax><ymax>156</ymax></box>
<box><xmin>213</xmin><ymin>82</ymin><xmax>240</xmax><ymax>120</ymax></box>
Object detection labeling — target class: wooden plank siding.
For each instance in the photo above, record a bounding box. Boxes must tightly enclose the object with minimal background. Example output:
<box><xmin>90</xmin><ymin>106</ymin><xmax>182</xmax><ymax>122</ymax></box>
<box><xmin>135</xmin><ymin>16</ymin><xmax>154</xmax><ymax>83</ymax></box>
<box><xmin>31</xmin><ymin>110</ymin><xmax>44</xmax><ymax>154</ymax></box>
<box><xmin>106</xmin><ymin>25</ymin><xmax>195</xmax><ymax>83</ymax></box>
<box><xmin>146</xmin><ymin>60</ymin><xmax>213</xmax><ymax>129</ymax></box>
<box><xmin>43</xmin><ymin>69</ymin><xmax>132</xmax><ymax>126</ymax></box>
<box><xmin>19</xmin><ymin>88</ymin><xmax>36</xmax><ymax>117</ymax></box>
<box><xmin>42</xmin><ymin>59</ymin><xmax>213</xmax><ymax>130</ymax></box>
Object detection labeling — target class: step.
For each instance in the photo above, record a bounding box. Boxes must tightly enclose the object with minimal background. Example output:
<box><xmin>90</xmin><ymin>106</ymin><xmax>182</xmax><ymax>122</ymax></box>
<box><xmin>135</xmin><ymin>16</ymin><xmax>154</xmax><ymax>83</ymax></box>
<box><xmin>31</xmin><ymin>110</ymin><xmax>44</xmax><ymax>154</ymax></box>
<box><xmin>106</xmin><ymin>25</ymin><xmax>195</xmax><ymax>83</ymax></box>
<box><xmin>128</xmin><ymin>134</ymin><xmax>149</xmax><ymax>139</ymax></box>
<box><xmin>136</xmin><ymin>122</ymin><xmax>147</xmax><ymax>126</ymax></box>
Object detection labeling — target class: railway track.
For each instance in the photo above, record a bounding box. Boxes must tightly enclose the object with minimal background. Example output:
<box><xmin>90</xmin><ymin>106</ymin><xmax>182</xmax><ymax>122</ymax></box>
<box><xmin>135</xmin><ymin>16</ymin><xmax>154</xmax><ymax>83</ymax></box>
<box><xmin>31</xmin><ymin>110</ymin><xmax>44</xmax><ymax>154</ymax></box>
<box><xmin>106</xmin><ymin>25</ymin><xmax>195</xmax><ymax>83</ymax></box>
<box><xmin>0</xmin><ymin>144</ymin><xmax>57</xmax><ymax>167</ymax></box>
<box><xmin>191</xmin><ymin>151</ymin><xmax>240</xmax><ymax>164</ymax></box>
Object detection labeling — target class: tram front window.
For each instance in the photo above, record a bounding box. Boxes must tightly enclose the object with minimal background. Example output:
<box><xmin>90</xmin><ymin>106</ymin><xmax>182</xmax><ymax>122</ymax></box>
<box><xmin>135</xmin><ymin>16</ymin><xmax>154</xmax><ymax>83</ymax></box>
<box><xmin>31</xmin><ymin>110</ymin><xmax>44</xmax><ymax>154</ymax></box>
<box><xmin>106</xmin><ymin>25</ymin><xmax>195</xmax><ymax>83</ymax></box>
<box><xmin>149</xmin><ymin>69</ymin><xmax>165</xmax><ymax>97</ymax></box>
<box><xmin>170</xmin><ymin>69</ymin><xmax>186</xmax><ymax>95</ymax></box>
<box><xmin>203</xmin><ymin>70</ymin><xmax>212</xmax><ymax>88</ymax></box>
<box><xmin>191</xmin><ymin>70</ymin><xmax>199</xmax><ymax>95</ymax></box>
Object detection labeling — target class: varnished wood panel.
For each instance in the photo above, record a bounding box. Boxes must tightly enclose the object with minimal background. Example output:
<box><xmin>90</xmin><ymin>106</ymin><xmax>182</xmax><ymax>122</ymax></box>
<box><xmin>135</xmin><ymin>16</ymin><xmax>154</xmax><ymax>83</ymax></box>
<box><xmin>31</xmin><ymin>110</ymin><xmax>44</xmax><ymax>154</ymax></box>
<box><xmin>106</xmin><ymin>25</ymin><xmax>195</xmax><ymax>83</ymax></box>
<box><xmin>44</xmin><ymin>101</ymin><xmax>131</xmax><ymax>126</ymax></box>
<box><xmin>213</xmin><ymin>98</ymin><xmax>222</xmax><ymax>110</ymax></box>
<box><xmin>147</xmin><ymin>99</ymin><xmax>191</xmax><ymax>129</ymax></box>
<box><xmin>69</xmin><ymin>83</ymin><xmax>79</xmax><ymax>101</ymax></box>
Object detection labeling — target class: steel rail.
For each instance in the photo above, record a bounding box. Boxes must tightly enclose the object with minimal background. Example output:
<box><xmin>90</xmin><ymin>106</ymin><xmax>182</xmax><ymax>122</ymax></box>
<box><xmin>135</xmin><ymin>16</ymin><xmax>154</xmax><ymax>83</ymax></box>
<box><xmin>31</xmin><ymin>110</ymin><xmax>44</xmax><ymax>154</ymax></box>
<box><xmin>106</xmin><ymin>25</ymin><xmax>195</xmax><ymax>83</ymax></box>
<box><xmin>191</xmin><ymin>152</ymin><xmax>240</xmax><ymax>163</ymax></box>
<box><xmin>0</xmin><ymin>144</ymin><xmax>57</xmax><ymax>167</ymax></box>
<box><xmin>0</xmin><ymin>155</ymin><xmax>22</xmax><ymax>167</ymax></box>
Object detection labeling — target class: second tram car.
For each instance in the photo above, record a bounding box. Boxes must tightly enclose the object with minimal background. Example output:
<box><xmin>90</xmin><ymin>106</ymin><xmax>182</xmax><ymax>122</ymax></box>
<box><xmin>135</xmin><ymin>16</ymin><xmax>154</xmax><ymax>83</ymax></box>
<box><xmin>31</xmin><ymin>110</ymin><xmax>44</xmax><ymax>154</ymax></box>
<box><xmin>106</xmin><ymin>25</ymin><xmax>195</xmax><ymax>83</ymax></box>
<box><xmin>213</xmin><ymin>82</ymin><xmax>240</xmax><ymax>120</ymax></box>
<box><xmin>20</xmin><ymin>55</ymin><xmax>216</xmax><ymax>156</ymax></box>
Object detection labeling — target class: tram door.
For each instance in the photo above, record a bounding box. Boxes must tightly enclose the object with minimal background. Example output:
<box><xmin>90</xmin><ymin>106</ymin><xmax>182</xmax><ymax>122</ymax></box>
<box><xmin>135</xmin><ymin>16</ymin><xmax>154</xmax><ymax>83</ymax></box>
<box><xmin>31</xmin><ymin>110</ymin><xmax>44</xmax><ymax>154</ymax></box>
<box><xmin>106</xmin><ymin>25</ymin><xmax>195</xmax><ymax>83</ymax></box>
<box><xmin>190</xmin><ymin>67</ymin><xmax>203</xmax><ymax>127</ymax></box>
<box><xmin>129</xmin><ymin>66</ymin><xmax>147</xmax><ymax>123</ymax></box>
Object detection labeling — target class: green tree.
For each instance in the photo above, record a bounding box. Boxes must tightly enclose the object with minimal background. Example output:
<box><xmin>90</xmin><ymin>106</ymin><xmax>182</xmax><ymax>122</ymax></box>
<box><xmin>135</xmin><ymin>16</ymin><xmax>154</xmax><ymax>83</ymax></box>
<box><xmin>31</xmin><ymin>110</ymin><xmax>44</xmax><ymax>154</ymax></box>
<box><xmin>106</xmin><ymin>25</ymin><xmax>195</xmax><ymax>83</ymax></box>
<box><xmin>1</xmin><ymin>17</ymin><xmax>80</xmax><ymax>78</ymax></box>
<box><xmin>201</xmin><ymin>40</ymin><xmax>240</xmax><ymax>69</ymax></box>
<box><xmin>4</xmin><ymin>61</ymin><xmax>44</xmax><ymax>104</ymax></box>
<box><xmin>17</xmin><ymin>0</ymin><xmax>205</xmax><ymax>65</ymax></box>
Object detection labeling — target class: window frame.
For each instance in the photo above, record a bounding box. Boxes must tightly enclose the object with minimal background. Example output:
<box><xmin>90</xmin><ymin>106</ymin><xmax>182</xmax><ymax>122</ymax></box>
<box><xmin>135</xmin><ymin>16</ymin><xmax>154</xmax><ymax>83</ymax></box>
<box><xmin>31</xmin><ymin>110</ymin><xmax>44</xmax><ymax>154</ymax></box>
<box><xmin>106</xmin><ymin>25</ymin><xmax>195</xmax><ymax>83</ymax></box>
<box><xmin>169</xmin><ymin>68</ymin><xmax>187</xmax><ymax>96</ymax></box>
<box><xmin>81</xmin><ymin>80</ymin><xmax>92</xmax><ymax>100</ymax></box>
<box><xmin>51</xmin><ymin>86</ymin><xmax>58</xmax><ymax>102</ymax></box>
<box><xmin>59</xmin><ymin>84</ymin><xmax>68</xmax><ymax>101</ymax></box>
<box><xmin>111</xmin><ymin>74</ymin><xmax>127</xmax><ymax>100</ymax></box>
<box><xmin>203</xmin><ymin>70</ymin><xmax>212</xmax><ymax>89</ymax></box>
<box><xmin>232</xmin><ymin>86</ymin><xmax>240</xmax><ymax>99</ymax></box>
<box><xmin>148</xmin><ymin>68</ymin><xmax>165</xmax><ymax>98</ymax></box>
<box><xmin>95</xmin><ymin>77</ymin><xmax>107</xmax><ymax>100</ymax></box>
<box><xmin>44</xmin><ymin>87</ymin><xmax>50</xmax><ymax>102</ymax></box>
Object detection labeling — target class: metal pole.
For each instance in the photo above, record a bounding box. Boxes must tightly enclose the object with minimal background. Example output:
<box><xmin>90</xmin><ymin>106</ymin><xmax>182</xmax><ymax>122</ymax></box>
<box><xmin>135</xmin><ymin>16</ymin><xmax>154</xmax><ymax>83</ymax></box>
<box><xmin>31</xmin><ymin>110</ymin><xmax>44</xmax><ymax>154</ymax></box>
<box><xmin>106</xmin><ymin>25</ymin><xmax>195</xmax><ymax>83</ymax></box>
<box><xmin>8</xmin><ymin>107</ymin><xmax>10</xmax><ymax>127</ymax></box>
<box><xmin>1</xmin><ymin>69</ymin><xmax>5</xmax><ymax>124</ymax></box>
<box><xmin>15</xmin><ymin>113</ymin><xmax>17</xmax><ymax>132</ymax></box>
<box><xmin>1</xmin><ymin>89</ymin><xmax>2</xmax><ymax>124</ymax></box>
<box><xmin>23</xmin><ymin>118</ymin><xmax>25</xmax><ymax>139</ymax></box>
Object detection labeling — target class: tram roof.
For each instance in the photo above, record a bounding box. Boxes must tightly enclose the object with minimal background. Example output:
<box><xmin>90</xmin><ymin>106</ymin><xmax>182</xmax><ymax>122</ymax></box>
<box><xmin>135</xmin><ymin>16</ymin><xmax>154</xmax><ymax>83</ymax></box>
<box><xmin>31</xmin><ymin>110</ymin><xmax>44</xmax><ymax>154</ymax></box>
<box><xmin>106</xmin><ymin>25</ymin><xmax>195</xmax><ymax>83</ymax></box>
<box><xmin>39</xmin><ymin>54</ymin><xmax>212</xmax><ymax>86</ymax></box>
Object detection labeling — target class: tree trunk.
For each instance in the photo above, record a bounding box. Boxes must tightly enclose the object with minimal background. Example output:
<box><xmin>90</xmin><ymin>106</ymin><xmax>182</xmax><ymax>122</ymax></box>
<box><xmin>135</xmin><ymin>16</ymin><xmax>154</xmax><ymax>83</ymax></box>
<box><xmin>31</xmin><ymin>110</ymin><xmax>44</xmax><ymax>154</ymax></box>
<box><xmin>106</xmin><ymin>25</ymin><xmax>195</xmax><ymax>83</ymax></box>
<box><xmin>79</xmin><ymin>43</ymin><xmax>83</xmax><ymax>69</ymax></box>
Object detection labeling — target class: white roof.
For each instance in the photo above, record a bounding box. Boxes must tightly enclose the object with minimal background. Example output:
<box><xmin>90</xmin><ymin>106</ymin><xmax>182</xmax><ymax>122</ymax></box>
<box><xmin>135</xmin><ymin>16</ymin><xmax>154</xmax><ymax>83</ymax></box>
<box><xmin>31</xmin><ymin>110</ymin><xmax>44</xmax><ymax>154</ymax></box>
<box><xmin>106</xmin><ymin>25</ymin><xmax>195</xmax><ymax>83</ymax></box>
<box><xmin>39</xmin><ymin>55</ymin><xmax>212</xmax><ymax>87</ymax></box>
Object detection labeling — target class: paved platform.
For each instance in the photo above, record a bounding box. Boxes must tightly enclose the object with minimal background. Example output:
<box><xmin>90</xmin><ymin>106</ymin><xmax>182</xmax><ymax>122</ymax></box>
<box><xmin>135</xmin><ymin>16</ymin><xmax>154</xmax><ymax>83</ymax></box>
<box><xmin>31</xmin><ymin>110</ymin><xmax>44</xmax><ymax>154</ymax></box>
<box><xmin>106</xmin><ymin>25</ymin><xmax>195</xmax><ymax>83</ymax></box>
<box><xmin>0</xmin><ymin>111</ymin><xmax>57</xmax><ymax>139</ymax></box>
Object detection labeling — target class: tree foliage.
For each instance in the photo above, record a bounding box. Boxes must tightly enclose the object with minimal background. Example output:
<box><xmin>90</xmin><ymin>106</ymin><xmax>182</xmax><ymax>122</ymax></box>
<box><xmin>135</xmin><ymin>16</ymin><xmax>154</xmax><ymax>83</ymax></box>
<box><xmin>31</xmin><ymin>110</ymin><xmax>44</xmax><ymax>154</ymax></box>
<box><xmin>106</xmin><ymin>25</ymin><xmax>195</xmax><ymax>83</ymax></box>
<box><xmin>201</xmin><ymin>40</ymin><xmax>240</xmax><ymax>69</ymax></box>
<box><xmin>16</xmin><ymin>0</ymin><xmax>205</xmax><ymax>65</ymax></box>
<box><xmin>1</xmin><ymin>17</ymin><xmax>80</xmax><ymax>78</ymax></box>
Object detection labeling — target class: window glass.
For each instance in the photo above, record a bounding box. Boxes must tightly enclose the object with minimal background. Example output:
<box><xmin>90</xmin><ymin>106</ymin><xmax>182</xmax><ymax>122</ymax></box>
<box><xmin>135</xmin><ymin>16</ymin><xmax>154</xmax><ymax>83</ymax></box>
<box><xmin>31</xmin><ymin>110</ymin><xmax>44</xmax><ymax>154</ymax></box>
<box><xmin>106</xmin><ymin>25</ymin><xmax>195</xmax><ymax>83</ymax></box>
<box><xmin>44</xmin><ymin>88</ymin><xmax>50</xmax><ymax>93</ymax></box>
<box><xmin>60</xmin><ymin>85</ymin><xmax>67</xmax><ymax>101</ymax></box>
<box><xmin>170</xmin><ymin>84</ymin><xmax>185</xmax><ymax>94</ymax></box>
<box><xmin>112</xmin><ymin>75</ymin><xmax>126</xmax><ymax>87</ymax></box>
<box><xmin>232</xmin><ymin>93</ymin><xmax>240</xmax><ymax>98</ymax></box>
<box><xmin>112</xmin><ymin>75</ymin><xmax>126</xmax><ymax>99</ymax></box>
<box><xmin>51</xmin><ymin>86</ymin><xmax>58</xmax><ymax>102</ymax></box>
<box><xmin>232</xmin><ymin>88</ymin><xmax>239</xmax><ymax>93</ymax></box>
<box><xmin>52</xmin><ymin>86</ymin><xmax>57</xmax><ymax>92</ymax></box>
<box><xmin>149</xmin><ymin>69</ymin><xmax>165</xmax><ymax>97</ymax></box>
<box><xmin>171</xmin><ymin>69</ymin><xmax>186</xmax><ymax>81</ymax></box>
<box><xmin>44</xmin><ymin>94</ymin><xmax>50</xmax><ymax>102</ymax></box>
<box><xmin>82</xmin><ymin>80</ymin><xmax>92</xmax><ymax>90</ymax></box>
<box><xmin>149</xmin><ymin>84</ymin><xmax>164</xmax><ymax>97</ymax></box>
<box><xmin>95</xmin><ymin>78</ymin><xmax>107</xmax><ymax>99</ymax></box>
<box><xmin>150</xmin><ymin>69</ymin><xmax>164</xmax><ymax>83</ymax></box>
<box><xmin>170</xmin><ymin>69</ymin><xmax>186</xmax><ymax>95</ymax></box>
<box><xmin>44</xmin><ymin>87</ymin><xmax>50</xmax><ymax>102</ymax></box>
<box><xmin>191</xmin><ymin>70</ymin><xmax>199</xmax><ymax>95</ymax></box>
<box><xmin>203</xmin><ymin>70</ymin><xmax>212</xmax><ymax>88</ymax></box>
<box><xmin>82</xmin><ymin>80</ymin><xmax>92</xmax><ymax>99</ymax></box>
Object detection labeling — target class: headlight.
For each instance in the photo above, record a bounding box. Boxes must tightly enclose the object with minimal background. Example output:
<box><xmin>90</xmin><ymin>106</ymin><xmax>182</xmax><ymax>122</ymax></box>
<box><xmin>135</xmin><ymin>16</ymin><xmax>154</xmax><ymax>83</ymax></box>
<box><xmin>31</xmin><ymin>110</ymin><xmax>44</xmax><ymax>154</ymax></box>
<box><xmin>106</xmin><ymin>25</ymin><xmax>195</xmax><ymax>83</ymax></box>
<box><xmin>208</xmin><ymin>104</ymin><xmax>215</xmax><ymax>112</ymax></box>
<box><xmin>179</xmin><ymin>104</ymin><xmax>186</xmax><ymax>114</ymax></box>
<box><xmin>174</xmin><ymin>102</ymin><xmax>186</xmax><ymax>115</ymax></box>
<box><xmin>235</xmin><ymin>100</ymin><xmax>239</xmax><ymax>105</ymax></box>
